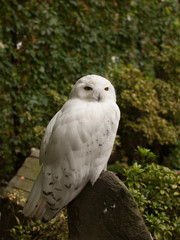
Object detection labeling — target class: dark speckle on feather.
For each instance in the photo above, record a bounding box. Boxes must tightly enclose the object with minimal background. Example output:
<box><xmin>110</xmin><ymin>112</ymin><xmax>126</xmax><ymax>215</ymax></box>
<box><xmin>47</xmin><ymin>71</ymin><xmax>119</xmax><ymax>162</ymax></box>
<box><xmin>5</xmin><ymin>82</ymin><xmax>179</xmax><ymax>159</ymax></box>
<box><xmin>52</xmin><ymin>194</ymin><xmax>61</xmax><ymax>201</ymax></box>
<box><xmin>43</xmin><ymin>191</ymin><xmax>53</xmax><ymax>196</ymax></box>
<box><xmin>47</xmin><ymin>201</ymin><xmax>55</xmax><ymax>207</ymax></box>
<box><xmin>65</xmin><ymin>184</ymin><xmax>72</xmax><ymax>189</ymax></box>
<box><xmin>50</xmin><ymin>207</ymin><xmax>59</xmax><ymax>211</ymax></box>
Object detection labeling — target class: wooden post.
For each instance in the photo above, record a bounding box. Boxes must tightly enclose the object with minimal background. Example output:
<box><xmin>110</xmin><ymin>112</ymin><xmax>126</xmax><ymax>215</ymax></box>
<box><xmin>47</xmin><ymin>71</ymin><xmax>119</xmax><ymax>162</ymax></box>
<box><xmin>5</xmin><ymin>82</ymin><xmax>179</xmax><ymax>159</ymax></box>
<box><xmin>67</xmin><ymin>171</ymin><xmax>152</xmax><ymax>240</ymax></box>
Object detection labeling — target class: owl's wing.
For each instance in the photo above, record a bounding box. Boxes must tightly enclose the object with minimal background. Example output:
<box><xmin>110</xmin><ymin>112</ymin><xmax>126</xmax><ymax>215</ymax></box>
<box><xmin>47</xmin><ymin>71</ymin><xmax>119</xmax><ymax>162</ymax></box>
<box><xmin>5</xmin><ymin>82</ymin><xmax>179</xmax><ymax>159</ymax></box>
<box><xmin>23</xmin><ymin>99</ymin><xmax>120</xmax><ymax>222</ymax></box>
<box><xmin>39</xmin><ymin>110</ymin><xmax>62</xmax><ymax>165</ymax></box>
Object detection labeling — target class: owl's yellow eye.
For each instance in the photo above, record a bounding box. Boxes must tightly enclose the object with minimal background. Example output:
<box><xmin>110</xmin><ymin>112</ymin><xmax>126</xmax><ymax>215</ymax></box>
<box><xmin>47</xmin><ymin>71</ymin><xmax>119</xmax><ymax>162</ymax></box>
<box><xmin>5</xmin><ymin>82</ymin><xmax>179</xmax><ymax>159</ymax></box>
<box><xmin>104</xmin><ymin>87</ymin><xmax>109</xmax><ymax>91</ymax></box>
<box><xmin>84</xmin><ymin>86</ymin><xmax>93</xmax><ymax>91</ymax></box>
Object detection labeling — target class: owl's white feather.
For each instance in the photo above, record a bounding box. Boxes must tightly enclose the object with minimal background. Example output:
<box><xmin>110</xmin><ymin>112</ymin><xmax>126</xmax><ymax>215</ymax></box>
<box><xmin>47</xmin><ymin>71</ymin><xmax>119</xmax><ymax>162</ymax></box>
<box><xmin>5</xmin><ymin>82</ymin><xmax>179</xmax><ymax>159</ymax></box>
<box><xmin>23</xmin><ymin>75</ymin><xmax>120</xmax><ymax>222</ymax></box>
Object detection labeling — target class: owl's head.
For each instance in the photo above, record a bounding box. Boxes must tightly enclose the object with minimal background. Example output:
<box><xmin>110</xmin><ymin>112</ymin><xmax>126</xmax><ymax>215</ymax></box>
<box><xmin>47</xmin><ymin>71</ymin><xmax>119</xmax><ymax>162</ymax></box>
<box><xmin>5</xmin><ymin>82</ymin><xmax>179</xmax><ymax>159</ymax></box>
<box><xmin>70</xmin><ymin>75</ymin><xmax>116</xmax><ymax>102</ymax></box>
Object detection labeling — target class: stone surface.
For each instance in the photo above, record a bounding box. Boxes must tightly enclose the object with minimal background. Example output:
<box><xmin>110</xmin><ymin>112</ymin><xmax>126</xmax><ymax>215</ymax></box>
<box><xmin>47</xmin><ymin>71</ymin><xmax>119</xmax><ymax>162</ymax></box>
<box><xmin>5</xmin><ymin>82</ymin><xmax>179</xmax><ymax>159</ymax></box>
<box><xmin>68</xmin><ymin>171</ymin><xmax>152</xmax><ymax>240</ymax></box>
<box><xmin>30</xmin><ymin>147</ymin><xmax>40</xmax><ymax>158</ymax></box>
<box><xmin>3</xmin><ymin>149</ymin><xmax>40</xmax><ymax>204</ymax></box>
<box><xmin>0</xmin><ymin>148</ymin><xmax>40</xmax><ymax>239</ymax></box>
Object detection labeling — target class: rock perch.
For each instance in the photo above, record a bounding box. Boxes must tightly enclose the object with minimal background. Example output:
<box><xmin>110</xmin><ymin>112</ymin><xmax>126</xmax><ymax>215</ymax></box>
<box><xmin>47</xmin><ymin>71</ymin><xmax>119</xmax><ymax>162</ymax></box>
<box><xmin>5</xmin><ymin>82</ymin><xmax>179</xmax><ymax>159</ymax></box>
<box><xmin>67</xmin><ymin>171</ymin><xmax>152</xmax><ymax>240</ymax></box>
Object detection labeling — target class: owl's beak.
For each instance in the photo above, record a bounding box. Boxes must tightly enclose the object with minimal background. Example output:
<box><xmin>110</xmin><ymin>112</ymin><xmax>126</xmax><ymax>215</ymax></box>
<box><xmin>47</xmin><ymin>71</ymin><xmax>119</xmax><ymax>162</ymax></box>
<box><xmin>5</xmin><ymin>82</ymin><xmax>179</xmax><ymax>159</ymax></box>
<box><xmin>93</xmin><ymin>91</ymin><xmax>102</xmax><ymax>101</ymax></box>
<box><xmin>97</xmin><ymin>94</ymin><xmax>101</xmax><ymax>102</ymax></box>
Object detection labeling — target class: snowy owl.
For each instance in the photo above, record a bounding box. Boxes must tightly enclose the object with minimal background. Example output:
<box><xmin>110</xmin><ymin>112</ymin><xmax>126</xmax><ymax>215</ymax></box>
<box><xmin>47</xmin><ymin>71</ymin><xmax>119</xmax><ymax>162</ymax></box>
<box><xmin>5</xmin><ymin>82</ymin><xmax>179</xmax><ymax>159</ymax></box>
<box><xmin>23</xmin><ymin>74</ymin><xmax>120</xmax><ymax>223</ymax></box>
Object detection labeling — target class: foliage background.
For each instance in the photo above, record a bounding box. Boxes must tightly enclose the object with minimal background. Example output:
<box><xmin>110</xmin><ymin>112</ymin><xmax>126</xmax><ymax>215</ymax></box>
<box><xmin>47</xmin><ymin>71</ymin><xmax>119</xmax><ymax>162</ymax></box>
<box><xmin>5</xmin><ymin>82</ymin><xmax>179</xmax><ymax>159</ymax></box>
<box><xmin>0</xmin><ymin>0</ymin><xmax>180</xmax><ymax>239</ymax></box>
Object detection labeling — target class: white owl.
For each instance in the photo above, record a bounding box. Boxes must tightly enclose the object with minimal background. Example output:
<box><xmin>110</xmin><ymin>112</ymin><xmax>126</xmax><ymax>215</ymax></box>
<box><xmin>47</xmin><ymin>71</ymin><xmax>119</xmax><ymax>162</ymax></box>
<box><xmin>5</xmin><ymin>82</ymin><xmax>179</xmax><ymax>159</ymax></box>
<box><xmin>23</xmin><ymin>74</ymin><xmax>120</xmax><ymax>223</ymax></box>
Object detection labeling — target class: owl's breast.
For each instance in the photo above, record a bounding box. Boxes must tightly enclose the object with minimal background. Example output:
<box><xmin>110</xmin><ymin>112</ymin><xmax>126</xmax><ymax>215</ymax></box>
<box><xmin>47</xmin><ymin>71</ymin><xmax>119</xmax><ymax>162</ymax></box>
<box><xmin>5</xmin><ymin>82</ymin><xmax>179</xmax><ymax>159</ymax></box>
<box><xmin>44</xmin><ymin>99</ymin><xmax>120</xmax><ymax>164</ymax></box>
<box><xmin>59</xmin><ymin>99</ymin><xmax>119</xmax><ymax>135</ymax></box>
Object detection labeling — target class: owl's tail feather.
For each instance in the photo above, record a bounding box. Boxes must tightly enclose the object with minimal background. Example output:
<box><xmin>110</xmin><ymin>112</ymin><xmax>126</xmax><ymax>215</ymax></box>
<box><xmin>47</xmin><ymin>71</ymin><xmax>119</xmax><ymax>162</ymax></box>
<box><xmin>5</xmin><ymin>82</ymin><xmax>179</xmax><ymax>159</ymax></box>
<box><xmin>23</xmin><ymin>171</ymin><xmax>47</xmax><ymax>219</ymax></box>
